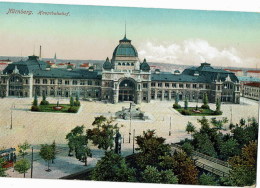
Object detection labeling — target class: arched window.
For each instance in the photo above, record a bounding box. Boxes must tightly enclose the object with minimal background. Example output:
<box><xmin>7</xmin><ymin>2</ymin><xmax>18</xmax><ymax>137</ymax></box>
<box><xmin>127</xmin><ymin>62</ymin><xmax>130</xmax><ymax>66</ymax></box>
<box><xmin>118</xmin><ymin>62</ymin><xmax>121</xmax><ymax>66</ymax></box>
<box><xmin>131</xmin><ymin>63</ymin><xmax>134</xmax><ymax>66</ymax></box>
<box><xmin>122</xmin><ymin>63</ymin><xmax>126</xmax><ymax>66</ymax></box>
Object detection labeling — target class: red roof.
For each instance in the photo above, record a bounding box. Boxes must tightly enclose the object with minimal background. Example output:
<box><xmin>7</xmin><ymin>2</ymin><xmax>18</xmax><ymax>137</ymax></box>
<box><xmin>224</xmin><ymin>69</ymin><xmax>242</xmax><ymax>72</ymax></box>
<box><xmin>80</xmin><ymin>64</ymin><xmax>90</xmax><ymax>67</ymax></box>
<box><xmin>0</xmin><ymin>63</ymin><xmax>8</xmax><ymax>65</ymax></box>
<box><xmin>58</xmin><ymin>63</ymin><xmax>65</xmax><ymax>65</ymax></box>
<box><xmin>244</xmin><ymin>82</ymin><xmax>260</xmax><ymax>88</ymax></box>
<box><xmin>247</xmin><ymin>70</ymin><xmax>260</xmax><ymax>73</ymax></box>
<box><xmin>0</xmin><ymin>60</ymin><xmax>11</xmax><ymax>62</ymax></box>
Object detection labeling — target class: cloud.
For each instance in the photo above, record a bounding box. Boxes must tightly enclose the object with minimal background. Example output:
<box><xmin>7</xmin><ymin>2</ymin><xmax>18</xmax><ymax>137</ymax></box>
<box><xmin>137</xmin><ymin>39</ymin><xmax>258</xmax><ymax>68</ymax></box>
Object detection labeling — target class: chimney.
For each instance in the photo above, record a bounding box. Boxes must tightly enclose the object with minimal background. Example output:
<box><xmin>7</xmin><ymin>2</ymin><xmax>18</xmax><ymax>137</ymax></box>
<box><xmin>39</xmin><ymin>45</ymin><xmax>42</xmax><ymax>60</ymax></box>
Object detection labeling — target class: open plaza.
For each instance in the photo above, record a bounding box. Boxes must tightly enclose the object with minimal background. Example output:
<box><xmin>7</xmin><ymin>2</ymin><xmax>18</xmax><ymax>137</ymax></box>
<box><xmin>0</xmin><ymin>96</ymin><xmax>258</xmax><ymax>179</ymax></box>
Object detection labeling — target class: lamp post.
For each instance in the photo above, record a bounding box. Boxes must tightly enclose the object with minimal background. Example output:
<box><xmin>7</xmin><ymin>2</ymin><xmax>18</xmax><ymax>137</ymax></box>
<box><xmin>169</xmin><ymin>117</ymin><xmax>172</xmax><ymax>136</ymax></box>
<box><xmin>115</xmin><ymin>131</ymin><xmax>122</xmax><ymax>155</ymax></box>
<box><xmin>132</xmin><ymin>129</ymin><xmax>135</xmax><ymax>154</ymax></box>
<box><xmin>31</xmin><ymin>147</ymin><xmax>33</xmax><ymax>178</ymax></box>
<box><xmin>129</xmin><ymin>102</ymin><xmax>132</xmax><ymax>143</ymax></box>
<box><xmin>10</xmin><ymin>103</ymin><xmax>15</xmax><ymax>129</ymax></box>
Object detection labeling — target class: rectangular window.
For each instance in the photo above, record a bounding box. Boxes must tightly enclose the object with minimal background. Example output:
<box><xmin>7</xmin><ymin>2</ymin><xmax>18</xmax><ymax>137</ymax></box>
<box><xmin>151</xmin><ymin>82</ymin><xmax>156</xmax><ymax>87</ymax></box>
<box><xmin>88</xmin><ymin>80</ymin><xmax>93</xmax><ymax>85</ymax></box>
<box><xmin>193</xmin><ymin>84</ymin><xmax>197</xmax><ymax>88</ymax></box>
<box><xmin>35</xmin><ymin>79</ymin><xmax>40</xmax><ymax>84</ymax></box>
<box><xmin>158</xmin><ymin>83</ymin><xmax>162</xmax><ymax>87</ymax></box>
<box><xmin>172</xmin><ymin>83</ymin><xmax>177</xmax><ymax>88</ymax></box>
<box><xmin>50</xmin><ymin>79</ymin><xmax>55</xmax><ymax>84</ymax></box>
<box><xmin>65</xmin><ymin>80</ymin><xmax>70</xmax><ymax>85</ymax></box>
<box><xmin>58</xmin><ymin>79</ymin><xmax>62</xmax><ymax>85</ymax></box>
<box><xmin>199</xmin><ymin>84</ymin><xmax>203</xmax><ymax>88</ymax></box>
<box><xmin>206</xmin><ymin>84</ymin><xmax>210</xmax><ymax>89</ymax></box>
<box><xmin>165</xmin><ymin>83</ymin><xmax>169</xmax><ymax>88</ymax></box>
<box><xmin>179</xmin><ymin>84</ymin><xmax>184</xmax><ymax>88</ymax></box>
<box><xmin>72</xmin><ymin>80</ymin><xmax>77</xmax><ymax>85</ymax></box>
<box><xmin>143</xmin><ymin>83</ymin><xmax>148</xmax><ymax>88</ymax></box>
<box><xmin>43</xmin><ymin>79</ymin><xmax>47</xmax><ymax>84</ymax></box>
<box><xmin>95</xmin><ymin>81</ymin><xmax>100</xmax><ymax>86</ymax></box>
<box><xmin>80</xmin><ymin>80</ymin><xmax>85</xmax><ymax>85</ymax></box>
<box><xmin>186</xmin><ymin>84</ymin><xmax>190</xmax><ymax>88</ymax></box>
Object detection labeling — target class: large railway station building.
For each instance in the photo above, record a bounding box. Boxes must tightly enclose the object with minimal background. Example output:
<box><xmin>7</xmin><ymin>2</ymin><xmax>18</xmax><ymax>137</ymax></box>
<box><xmin>0</xmin><ymin>35</ymin><xmax>240</xmax><ymax>104</ymax></box>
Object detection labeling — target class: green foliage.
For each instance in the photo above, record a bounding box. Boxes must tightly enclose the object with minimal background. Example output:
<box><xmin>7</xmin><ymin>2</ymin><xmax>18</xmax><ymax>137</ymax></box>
<box><xmin>201</xmin><ymin>93</ymin><xmax>209</xmax><ymax>109</ymax></box>
<box><xmin>211</xmin><ymin>117</ymin><xmax>228</xmax><ymax>130</ymax></box>
<box><xmin>31</xmin><ymin>105</ymin><xmax>40</xmax><ymax>111</ymax></box>
<box><xmin>181</xmin><ymin>109</ymin><xmax>191</xmax><ymax>115</ymax></box>
<box><xmin>87</xmin><ymin>116</ymin><xmax>119</xmax><ymax>151</ymax></box>
<box><xmin>173</xmin><ymin>103</ymin><xmax>181</xmax><ymax>109</ymax></box>
<box><xmin>18</xmin><ymin>141</ymin><xmax>31</xmax><ymax>158</ymax></box>
<box><xmin>39</xmin><ymin>144</ymin><xmax>55</xmax><ymax>171</ymax></box>
<box><xmin>0</xmin><ymin>158</ymin><xmax>7</xmax><ymax>177</ymax></box>
<box><xmin>182</xmin><ymin>142</ymin><xmax>194</xmax><ymax>156</ymax></box>
<box><xmin>14</xmin><ymin>159</ymin><xmax>30</xmax><ymax>178</ymax></box>
<box><xmin>33</xmin><ymin>94</ymin><xmax>38</xmax><ymax>106</ymax></box>
<box><xmin>66</xmin><ymin>125</ymin><xmax>92</xmax><ymax>165</ymax></box>
<box><xmin>70</xmin><ymin>96</ymin><xmax>74</xmax><ymax>106</ymax></box>
<box><xmin>185</xmin><ymin>122</ymin><xmax>196</xmax><ymax>135</ymax></box>
<box><xmin>194</xmin><ymin>134</ymin><xmax>217</xmax><ymax>157</ymax></box>
<box><xmin>40</xmin><ymin>93</ymin><xmax>49</xmax><ymax>105</ymax></box>
<box><xmin>68</xmin><ymin>106</ymin><xmax>78</xmax><ymax>113</ymax></box>
<box><xmin>135</xmin><ymin>130</ymin><xmax>171</xmax><ymax>169</ymax></box>
<box><xmin>214</xmin><ymin>98</ymin><xmax>222</xmax><ymax>114</ymax></box>
<box><xmin>226</xmin><ymin>141</ymin><xmax>257</xmax><ymax>186</ymax></box>
<box><xmin>172</xmin><ymin>152</ymin><xmax>199</xmax><ymax>184</ymax></box>
<box><xmin>240</xmin><ymin>118</ymin><xmax>246</xmax><ymax>127</ymax></box>
<box><xmin>141</xmin><ymin>166</ymin><xmax>178</xmax><ymax>184</ymax></box>
<box><xmin>219</xmin><ymin>138</ymin><xmax>239</xmax><ymax>160</ymax></box>
<box><xmin>199</xmin><ymin>173</ymin><xmax>218</xmax><ymax>185</ymax></box>
<box><xmin>184</xmin><ymin>98</ymin><xmax>188</xmax><ymax>110</ymax></box>
<box><xmin>91</xmin><ymin>151</ymin><xmax>136</xmax><ymax>182</ymax></box>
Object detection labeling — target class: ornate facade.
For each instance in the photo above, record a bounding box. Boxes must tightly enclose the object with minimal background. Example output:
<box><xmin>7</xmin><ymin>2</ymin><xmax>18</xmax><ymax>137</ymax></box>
<box><xmin>0</xmin><ymin>35</ymin><xmax>240</xmax><ymax>104</ymax></box>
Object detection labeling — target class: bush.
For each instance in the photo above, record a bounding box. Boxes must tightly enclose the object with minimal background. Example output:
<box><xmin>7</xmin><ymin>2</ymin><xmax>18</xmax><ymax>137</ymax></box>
<box><xmin>31</xmin><ymin>105</ymin><xmax>40</xmax><ymax>111</ymax></box>
<box><xmin>213</xmin><ymin>110</ymin><xmax>222</xmax><ymax>115</ymax></box>
<box><xmin>201</xmin><ymin>104</ymin><xmax>210</xmax><ymax>109</ymax></box>
<box><xmin>40</xmin><ymin>100</ymin><xmax>49</xmax><ymax>105</ymax></box>
<box><xmin>173</xmin><ymin>103</ymin><xmax>181</xmax><ymax>109</ymax></box>
<box><xmin>181</xmin><ymin>109</ymin><xmax>192</xmax><ymax>115</ymax></box>
<box><xmin>68</xmin><ymin>107</ymin><xmax>78</xmax><ymax>113</ymax></box>
<box><xmin>182</xmin><ymin>142</ymin><xmax>194</xmax><ymax>155</ymax></box>
<box><xmin>74</xmin><ymin>101</ymin><xmax>81</xmax><ymax>106</ymax></box>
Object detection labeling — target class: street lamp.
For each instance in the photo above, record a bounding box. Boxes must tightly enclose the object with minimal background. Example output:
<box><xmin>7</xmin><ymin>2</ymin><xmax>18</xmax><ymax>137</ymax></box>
<box><xmin>129</xmin><ymin>102</ymin><xmax>132</xmax><ymax>143</ymax></box>
<box><xmin>169</xmin><ymin>117</ymin><xmax>172</xmax><ymax>136</ymax></box>
<box><xmin>115</xmin><ymin>131</ymin><xmax>122</xmax><ymax>154</ymax></box>
<box><xmin>10</xmin><ymin>103</ymin><xmax>15</xmax><ymax>129</ymax></box>
<box><xmin>132</xmin><ymin>129</ymin><xmax>135</xmax><ymax>154</ymax></box>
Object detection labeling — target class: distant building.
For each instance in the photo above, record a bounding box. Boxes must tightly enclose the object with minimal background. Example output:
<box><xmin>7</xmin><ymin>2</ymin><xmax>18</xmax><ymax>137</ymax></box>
<box><xmin>224</xmin><ymin>69</ymin><xmax>244</xmax><ymax>76</ymax></box>
<box><xmin>243</xmin><ymin>82</ymin><xmax>260</xmax><ymax>100</ymax></box>
<box><xmin>80</xmin><ymin>63</ymin><xmax>91</xmax><ymax>69</ymax></box>
<box><xmin>246</xmin><ymin>70</ymin><xmax>260</xmax><ymax>78</ymax></box>
<box><xmin>0</xmin><ymin>35</ymin><xmax>240</xmax><ymax>103</ymax></box>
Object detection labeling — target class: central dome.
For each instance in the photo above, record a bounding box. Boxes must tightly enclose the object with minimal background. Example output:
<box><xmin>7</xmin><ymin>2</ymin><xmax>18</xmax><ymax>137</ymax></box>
<box><xmin>112</xmin><ymin>35</ymin><xmax>138</xmax><ymax>58</ymax></box>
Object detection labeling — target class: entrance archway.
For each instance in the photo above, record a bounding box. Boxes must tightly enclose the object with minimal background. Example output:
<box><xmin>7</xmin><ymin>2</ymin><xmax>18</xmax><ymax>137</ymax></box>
<box><xmin>119</xmin><ymin>79</ymin><xmax>136</xmax><ymax>102</ymax></box>
<box><xmin>9</xmin><ymin>75</ymin><xmax>23</xmax><ymax>97</ymax></box>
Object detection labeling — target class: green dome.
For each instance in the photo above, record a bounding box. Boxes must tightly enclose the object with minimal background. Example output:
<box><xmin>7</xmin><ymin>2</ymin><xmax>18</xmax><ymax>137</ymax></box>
<box><xmin>103</xmin><ymin>57</ymin><xmax>112</xmax><ymax>70</ymax></box>
<box><xmin>112</xmin><ymin>36</ymin><xmax>138</xmax><ymax>57</ymax></box>
<box><xmin>140</xmin><ymin>58</ymin><xmax>150</xmax><ymax>71</ymax></box>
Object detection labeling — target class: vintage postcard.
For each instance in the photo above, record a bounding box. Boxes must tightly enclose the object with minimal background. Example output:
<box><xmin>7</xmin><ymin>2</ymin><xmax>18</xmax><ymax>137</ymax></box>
<box><xmin>0</xmin><ymin>1</ymin><xmax>259</xmax><ymax>187</ymax></box>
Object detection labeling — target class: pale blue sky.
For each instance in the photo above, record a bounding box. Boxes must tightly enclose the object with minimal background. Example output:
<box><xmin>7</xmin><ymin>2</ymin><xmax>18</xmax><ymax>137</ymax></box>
<box><xmin>0</xmin><ymin>2</ymin><xmax>259</xmax><ymax>67</ymax></box>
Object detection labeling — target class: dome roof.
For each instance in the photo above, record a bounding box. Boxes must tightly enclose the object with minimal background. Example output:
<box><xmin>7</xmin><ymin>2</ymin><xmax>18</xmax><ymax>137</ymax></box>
<box><xmin>112</xmin><ymin>35</ymin><xmax>138</xmax><ymax>58</ymax></box>
<box><xmin>103</xmin><ymin>57</ymin><xmax>112</xmax><ymax>70</ymax></box>
<box><xmin>140</xmin><ymin>58</ymin><xmax>150</xmax><ymax>71</ymax></box>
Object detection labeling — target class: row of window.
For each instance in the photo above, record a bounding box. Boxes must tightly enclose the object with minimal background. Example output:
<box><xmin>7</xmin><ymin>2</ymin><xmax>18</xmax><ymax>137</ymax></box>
<box><xmin>117</xmin><ymin>62</ymin><xmax>134</xmax><ymax>66</ymax></box>
<box><xmin>151</xmin><ymin>82</ymin><xmax>209</xmax><ymax>89</ymax></box>
<box><xmin>35</xmin><ymin>79</ymin><xmax>100</xmax><ymax>86</ymax></box>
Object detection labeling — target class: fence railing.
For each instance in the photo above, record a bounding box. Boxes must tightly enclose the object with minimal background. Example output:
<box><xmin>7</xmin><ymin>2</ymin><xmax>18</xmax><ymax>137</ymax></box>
<box><xmin>195</xmin><ymin>160</ymin><xmax>229</xmax><ymax>177</ymax></box>
<box><xmin>192</xmin><ymin>151</ymin><xmax>229</xmax><ymax>167</ymax></box>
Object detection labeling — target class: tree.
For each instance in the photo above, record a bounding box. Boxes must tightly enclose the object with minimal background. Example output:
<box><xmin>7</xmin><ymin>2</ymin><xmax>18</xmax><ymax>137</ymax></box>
<box><xmin>211</xmin><ymin>117</ymin><xmax>228</xmax><ymax>131</ymax></box>
<box><xmin>39</xmin><ymin>144</ymin><xmax>55</xmax><ymax>172</ymax></box>
<box><xmin>91</xmin><ymin>151</ymin><xmax>136</xmax><ymax>182</ymax></box>
<box><xmin>201</xmin><ymin>93</ymin><xmax>209</xmax><ymax>109</ymax></box>
<box><xmin>18</xmin><ymin>141</ymin><xmax>31</xmax><ymax>159</ymax></box>
<box><xmin>32</xmin><ymin>94</ymin><xmax>38</xmax><ymax>106</ymax></box>
<box><xmin>214</xmin><ymin>98</ymin><xmax>222</xmax><ymax>115</ymax></box>
<box><xmin>141</xmin><ymin>166</ymin><xmax>178</xmax><ymax>184</ymax></box>
<box><xmin>225</xmin><ymin>141</ymin><xmax>257</xmax><ymax>186</ymax></box>
<box><xmin>173</xmin><ymin>94</ymin><xmax>181</xmax><ymax>109</ymax></box>
<box><xmin>239</xmin><ymin>118</ymin><xmax>246</xmax><ymax>127</ymax></box>
<box><xmin>135</xmin><ymin>130</ymin><xmax>171</xmax><ymax>169</ymax></box>
<box><xmin>40</xmin><ymin>93</ymin><xmax>49</xmax><ymax>105</ymax></box>
<box><xmin>66</xmin><ymin>125</ymin><xmax>92</xmax><ymax>165</ymax></box>
<box><xmin>199</xmin><ymin>173</ymin><xmax>218</xmax><ymax>185</ymax></box>
<box><xmin>185</xmin><ymin>122</ymin><xmax>196</xmax><ymax>139</ymax></box>
<box><xmin>184</xmin><ymin>97</ymin><xmax>188</xmax><ymax>110</ymax></box>
<box><xmin>70</xmin><ymin>96</ymin><xmax>74</xmax><ymax>106</ymax></box>
<box><xmin>87</xmin><ymin>116</ymin><xmax>119</xmax><ymax>151</ymax></box>
<box><xmin>0</xmin><ymin>158</ymin><xmax>7</xmax><ymax>177</ymax></box>
<box><xmin>14</xmin><ymin>158</ymin><xmax>30</xmax><ymax>178</ymax></box>
<box><xmin>172</xmin><ymin>151</ymin><xmax>198</xmax><ymax>184</ymax></box>
<box><xmin>182</xmin><ymin>142</ymin><xmax>194</xmax><ymax>156</ymax></box>
<box><xmin>219</xmin><ymin>138</ymin><xmax>239</xmax><ymax>160</ymax></box>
